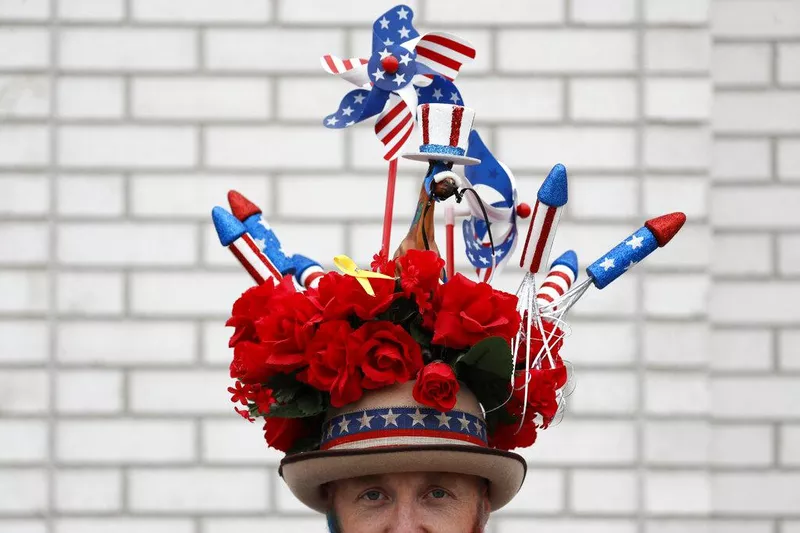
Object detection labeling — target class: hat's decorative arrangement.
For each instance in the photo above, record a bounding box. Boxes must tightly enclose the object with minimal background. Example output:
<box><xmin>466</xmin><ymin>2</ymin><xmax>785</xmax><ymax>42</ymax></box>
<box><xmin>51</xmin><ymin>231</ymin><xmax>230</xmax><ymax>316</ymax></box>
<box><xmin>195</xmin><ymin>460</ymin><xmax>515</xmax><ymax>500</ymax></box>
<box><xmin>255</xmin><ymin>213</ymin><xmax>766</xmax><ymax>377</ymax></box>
<box><xmin>457</xmin><ymin>130</ymin><xmax>531</xmax><ymax>284</ymax></box>
<box><xmin>211</xmin><ymin>4</ymin><xmax>686</xmax><ymax>513</ymax></box>
<box><xmin>321</xmin><ymin>4</ymin><xmax>475</xmax><ymax>257</ymax></box>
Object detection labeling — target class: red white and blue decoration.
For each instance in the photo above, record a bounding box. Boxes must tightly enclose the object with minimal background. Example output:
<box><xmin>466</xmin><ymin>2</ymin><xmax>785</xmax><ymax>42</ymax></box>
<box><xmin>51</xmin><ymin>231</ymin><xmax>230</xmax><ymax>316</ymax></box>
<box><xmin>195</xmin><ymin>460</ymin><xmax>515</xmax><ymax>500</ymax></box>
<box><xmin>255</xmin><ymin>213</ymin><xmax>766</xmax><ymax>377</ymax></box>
<box><xmin>212</xmin><ymin>206</ymin><xmax>281</xmax><ymax>286</ymax></box>
<box><xmin>404</xmin><ymin>103</ymin><xmax>479</xmax><ymax>166</ymax></box>
<box><xmin>519</xmin><ymin>164</ymin><xmax>568</xmax><ymax>274</ymax></box>
<box><xmin>536</xmin><ymin>250</ymin><xmax>578</xmax><ymax>310</ymax></box>
<box><xmin>321</xmin><ymin>407</ymin><xmax>487</xmax><ymax>451</ymax></box>
<box><xmin>321</xmin><ymin>4</ymin><xmax>475</xmax><ymax>160</ymax></box>
<box><xmin>225</xmin><ymin>191</ymin><xmax>325</xmax><ymax>290</ymax></box>
<box><xmin>458</xmin><ymin>130</ymin><xmax>529</xmax><ymax>283</ymax></box>
<box><xmin>586</xmin><ymin>212</ymin><xmax>686</xmax><ymax>289</ymax></box>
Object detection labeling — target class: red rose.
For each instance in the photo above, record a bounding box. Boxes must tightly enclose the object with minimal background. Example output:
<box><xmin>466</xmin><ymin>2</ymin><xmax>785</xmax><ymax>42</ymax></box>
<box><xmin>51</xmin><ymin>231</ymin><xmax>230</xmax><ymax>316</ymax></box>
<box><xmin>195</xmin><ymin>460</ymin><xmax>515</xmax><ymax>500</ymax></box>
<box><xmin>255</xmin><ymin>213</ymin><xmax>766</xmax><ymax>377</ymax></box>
<box><xmin>371</xmin><ymin>250</ymin><xmax>397</xmax><ymax>277</ymax></box>
<box><xmin>487</xmin><ymin>388</ymin><xmax>538</xmax><ymax>450</ymax></box>
<box><xmin>255</xmin><ymin>291</ymin><xmax>321</xmax><ymax>373</ymax></box>
<box><xmin>412</xmin><ymin>362</ymin><xmax>460</xmax><ymax>411</ymax></box>
<box><xmin>263</xmin><ymin>417</ymin><xmax>312</xmax><ymax>453</ymax></box>
<box><xmin>348</xmin><ymin>321</ymin><xmax>423</xmax><ymax>390</ymax></box>
<box><xmin>429</xmin><ymin>273</ymin><xmax>520</xmax><ymax>349</ymax></box>
<box><xmin>517</xmin><ymin>366</ymin><xmax>567</xmax><ymax>428</ymax></box>
<box><xmin>298</xmin><ymin>321</ymin><xmax>364</xmax><ymax>407</ymax></box>
<box><xmin>489</xmin><ymin>419</ymin><xmax>538</xmax><ymax>451</ymax></box>
<box><xmin>397</xmin><ymin>250</ymin><xmax>444</xmax><ymax>312</ymax></box>
<box><xmin>229</xmin><ymin>341</ymin><xmax>272</xmax><ymax>384</ymax></box>
<box><xmin>329</xmin><ymin>365</ymin><xmax>364</xmax><ymax>408</ymax></box>
<box><xmin>314</xmin><ymin>272</ymin><xmax>399</xmax><ymax>321</ymax></box>
<box><xmin>226</xmin><ymin>276</ymin><xmax>296</xmax><ymax>347</ymax></box>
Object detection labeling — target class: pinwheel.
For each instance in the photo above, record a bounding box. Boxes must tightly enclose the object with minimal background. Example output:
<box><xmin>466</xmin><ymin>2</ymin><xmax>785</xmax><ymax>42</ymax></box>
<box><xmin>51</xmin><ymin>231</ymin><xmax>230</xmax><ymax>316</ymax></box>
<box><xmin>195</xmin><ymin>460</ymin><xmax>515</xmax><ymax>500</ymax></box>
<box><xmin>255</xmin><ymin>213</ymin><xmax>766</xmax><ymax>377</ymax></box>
<box><xmin>454</xmin><ymin>130</ymin><xmax>531</xmax><ymax>284</ymax></box>
<box><xmin>320</xmin><ymin>3</ymin><xmax>475</xmax><ymax>256</ymax></box>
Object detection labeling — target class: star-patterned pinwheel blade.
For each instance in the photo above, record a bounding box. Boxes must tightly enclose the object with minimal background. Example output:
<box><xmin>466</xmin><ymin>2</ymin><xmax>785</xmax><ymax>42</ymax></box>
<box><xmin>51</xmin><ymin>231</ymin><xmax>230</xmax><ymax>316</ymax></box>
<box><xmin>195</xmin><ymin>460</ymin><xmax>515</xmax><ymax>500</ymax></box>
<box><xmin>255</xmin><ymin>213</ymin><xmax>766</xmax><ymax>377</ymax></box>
<box><xmin>372</xmin><ymin>4</ymin><xmax>419</xmax><ymax>52</ymax></box>
<box><xmin>323</xmin><ymin>87</ymin><xmax>389</xmax><ymax>129</ymax></box>
<box><xmin>320</xmin><ymin>54</ymin><xmax>371</xmax><ymax>87</ymax></box>
<box><xmin>460</xmin><ymin>130</ymin><xmax>521</xmax><ymax>282</ymax></box>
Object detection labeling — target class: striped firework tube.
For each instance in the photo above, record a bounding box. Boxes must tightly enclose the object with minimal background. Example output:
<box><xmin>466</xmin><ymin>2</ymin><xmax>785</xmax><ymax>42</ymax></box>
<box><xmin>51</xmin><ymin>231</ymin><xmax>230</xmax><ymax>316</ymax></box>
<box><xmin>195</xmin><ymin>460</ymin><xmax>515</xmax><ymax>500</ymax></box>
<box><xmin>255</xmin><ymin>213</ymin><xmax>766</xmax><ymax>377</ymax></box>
<box><xmin>536</xmin><ymin>266</ymin><xmax>574</xmax><ymax>306</ymax></box>
<box><xmin>519</xmin><ymin>164</ymin><xmax>568</xmax><ymax>274</ymax></box>
<box><xmin>229</xmin><ymin>232</ymin><xmax>282</xmax><ymax>285</ymax></box>
<box><xmin>212</xmin><ymin>206</ymin><xmax>281</xmax><ymax>286</ymax></box>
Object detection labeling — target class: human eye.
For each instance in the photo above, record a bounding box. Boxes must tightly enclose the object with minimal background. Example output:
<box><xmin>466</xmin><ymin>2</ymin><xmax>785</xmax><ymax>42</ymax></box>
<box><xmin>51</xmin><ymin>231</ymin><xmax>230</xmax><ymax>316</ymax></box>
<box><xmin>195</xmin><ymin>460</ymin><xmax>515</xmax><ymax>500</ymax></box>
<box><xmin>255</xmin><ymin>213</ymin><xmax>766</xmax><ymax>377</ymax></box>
<box><xmin>359</xmin><ymin>489</ymin><xmax>387</xmax><ymax>502</ymax></box>
<box><xmin>425</xmin><ymin>487</ymin><xmax>451</xmax><ymax>500</ymax></box>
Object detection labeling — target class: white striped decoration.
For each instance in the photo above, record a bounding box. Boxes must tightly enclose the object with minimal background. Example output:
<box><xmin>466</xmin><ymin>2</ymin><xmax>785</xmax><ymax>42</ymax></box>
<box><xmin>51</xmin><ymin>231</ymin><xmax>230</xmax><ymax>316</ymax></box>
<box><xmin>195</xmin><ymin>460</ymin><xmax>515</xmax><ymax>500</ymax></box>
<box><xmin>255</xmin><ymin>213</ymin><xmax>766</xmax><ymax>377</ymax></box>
<box><xmin>519</xmin><ymin>201</ymin><xmax>563</xmax><ymax>274</ymax></box>
<box><xmin>229</xmin><ymin>232</ymin><xmax>282</xmax><ymax>286</ymax></box>
<box><xmin>536</xmin><ymin>263</ymin><xmax>576</xmax><ymax>309</ymax></box>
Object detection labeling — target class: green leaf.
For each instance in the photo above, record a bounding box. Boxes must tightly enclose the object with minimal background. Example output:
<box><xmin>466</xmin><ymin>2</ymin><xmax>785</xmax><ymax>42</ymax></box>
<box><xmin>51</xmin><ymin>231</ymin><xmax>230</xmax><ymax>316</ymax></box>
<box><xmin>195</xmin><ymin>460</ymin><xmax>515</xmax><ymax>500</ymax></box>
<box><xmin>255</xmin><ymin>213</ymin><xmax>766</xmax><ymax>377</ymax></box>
<box><xmin>409</xmin><ymin>319</ymin><xmax>433</xmax><ymax>349</ymax></box>
<box><xmin>454</xmin><ymin>337</ymin><xmax>514</xmax><ymax>382</ymax></box>
<box><xmin>296</xmin><ymin>390</ymin><xmax>324</xmax><ymax>416</ymax></box>
<box><xmin>266</xmin><ymin>389</ymin><xmax>325</xmax><ymax>419</ymax></box>
<box><xmin>376</xmin><ymin>296</ymin><xmax>419</xmax><ymax>324</ymax></box>
<box><xmin>267</xmin><ymin>373</ymin><xmax>303</xmax><ymax>404</ymax></box>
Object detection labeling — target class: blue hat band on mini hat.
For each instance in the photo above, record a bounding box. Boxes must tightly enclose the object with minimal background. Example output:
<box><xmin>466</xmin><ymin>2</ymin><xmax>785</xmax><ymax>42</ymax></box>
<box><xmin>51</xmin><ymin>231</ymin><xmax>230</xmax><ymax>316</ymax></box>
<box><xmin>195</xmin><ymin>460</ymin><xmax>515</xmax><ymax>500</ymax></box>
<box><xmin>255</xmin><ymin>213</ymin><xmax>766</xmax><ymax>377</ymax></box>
<box><xmin>419</xmin><ymin>144</ymin><xmax>466</xmax><ymax>157</ymax></box>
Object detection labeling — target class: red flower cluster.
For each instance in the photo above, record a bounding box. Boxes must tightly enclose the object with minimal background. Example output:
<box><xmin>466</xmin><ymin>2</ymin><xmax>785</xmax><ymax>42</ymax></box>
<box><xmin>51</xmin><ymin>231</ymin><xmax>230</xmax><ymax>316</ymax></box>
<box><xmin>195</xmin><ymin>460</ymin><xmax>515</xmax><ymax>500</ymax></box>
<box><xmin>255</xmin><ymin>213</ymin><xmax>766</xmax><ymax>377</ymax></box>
<box><xmin>225</xmin><ymin>250</ymin><xmax>524</xmax><ymax>452</ymax></box>
<box><xmin>491</xmin><ymin>324</ymin><xmax>568</xmax><ymax>451</ymax></box>
<box><xmin>298</xmin><ymin>319</ymin><xmax>423</xmax><ymax>407</ymax></box>
<box><xmin>426</xmin><ymin>273</ymin><xmax>520</xmax><ymax>349</ymax></box>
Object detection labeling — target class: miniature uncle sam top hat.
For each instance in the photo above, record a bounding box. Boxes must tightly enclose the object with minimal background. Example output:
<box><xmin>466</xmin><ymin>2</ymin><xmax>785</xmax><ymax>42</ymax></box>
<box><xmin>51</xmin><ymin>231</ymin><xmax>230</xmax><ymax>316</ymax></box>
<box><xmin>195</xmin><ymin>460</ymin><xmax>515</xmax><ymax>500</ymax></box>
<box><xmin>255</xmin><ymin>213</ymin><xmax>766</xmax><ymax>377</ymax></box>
<box><xmin>403</xmin><ymin>103</ymin><xmax>482</xmax><ymax>166</ymax></box>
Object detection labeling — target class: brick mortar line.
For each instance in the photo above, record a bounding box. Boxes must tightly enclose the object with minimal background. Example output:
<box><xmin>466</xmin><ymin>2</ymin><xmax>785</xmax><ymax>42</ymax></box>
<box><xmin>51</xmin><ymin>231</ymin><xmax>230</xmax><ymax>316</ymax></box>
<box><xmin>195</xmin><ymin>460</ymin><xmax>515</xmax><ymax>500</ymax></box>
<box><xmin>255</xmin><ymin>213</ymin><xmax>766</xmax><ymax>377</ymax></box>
<box><xmin>45</xmin><ymin>0</ymin><xmax>59</xmax><ymax>528</ymax></box>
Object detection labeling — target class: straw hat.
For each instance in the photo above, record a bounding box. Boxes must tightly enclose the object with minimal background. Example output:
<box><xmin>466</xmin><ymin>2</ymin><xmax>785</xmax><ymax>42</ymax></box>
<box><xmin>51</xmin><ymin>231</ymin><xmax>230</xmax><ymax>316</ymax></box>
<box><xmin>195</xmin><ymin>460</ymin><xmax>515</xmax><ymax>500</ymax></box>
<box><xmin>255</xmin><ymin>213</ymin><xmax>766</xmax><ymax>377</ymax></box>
<box><xmin>279</xmin><ymin>380</ymin><xmax>526</xmax><ymax>513</ymax></box>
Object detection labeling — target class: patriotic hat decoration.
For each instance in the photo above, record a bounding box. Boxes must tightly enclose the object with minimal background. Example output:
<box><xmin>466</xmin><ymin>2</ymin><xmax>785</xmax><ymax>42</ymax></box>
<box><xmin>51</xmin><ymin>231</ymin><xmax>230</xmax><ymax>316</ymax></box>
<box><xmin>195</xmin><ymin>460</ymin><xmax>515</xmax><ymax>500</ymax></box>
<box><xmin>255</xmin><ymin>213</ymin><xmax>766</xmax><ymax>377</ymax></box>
<box><xmin>458</xmin><ymin>130</ymin><xmax>531</xmax><ymax>284</ymax></box>
<box><xmin>403</xmin><ymin>103</ymin><xmax>481</xmax><ymax>165</ymax></box>
<box><xmin>321</xmin><ymin>4</ymin><xmax>475</xmax><ymax>160</ymax></box>
<box><xmin>212</xmin><ymin>191</ymin><xmax>325</xmax><ymax>290</ymax></box>
<box><xmin>209</xmin><ymin>2</ymin><xmax>689</xmax><ymax>517</ymax></box>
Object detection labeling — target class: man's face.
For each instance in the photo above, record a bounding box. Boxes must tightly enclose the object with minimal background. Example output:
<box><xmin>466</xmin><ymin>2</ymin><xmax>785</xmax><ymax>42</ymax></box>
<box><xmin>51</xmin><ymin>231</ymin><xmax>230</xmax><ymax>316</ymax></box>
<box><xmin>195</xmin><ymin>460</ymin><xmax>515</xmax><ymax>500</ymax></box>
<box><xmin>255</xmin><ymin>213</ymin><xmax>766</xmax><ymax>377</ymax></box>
<box><xmin>327</xmin><ymin>471</ymin><xmax>490</xmax><ymax>533</ymax></box>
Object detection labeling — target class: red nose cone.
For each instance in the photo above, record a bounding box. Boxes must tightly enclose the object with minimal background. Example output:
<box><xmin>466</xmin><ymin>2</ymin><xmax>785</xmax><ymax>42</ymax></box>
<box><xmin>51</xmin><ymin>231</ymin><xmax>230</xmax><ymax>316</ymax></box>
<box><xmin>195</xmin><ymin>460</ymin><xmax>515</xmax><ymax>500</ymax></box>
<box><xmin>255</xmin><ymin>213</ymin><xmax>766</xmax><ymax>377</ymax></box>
<box><xmin>644</xmin><ymin>212</ymin><xmax>686</xmax><ymax>247</ymax></box>
<box><xmin>227</xmin><ymin>190</ymin><xmax>261</xmax><ymax>221</ymax></box>
<box><xmin>516</xmin><ymin>202</ymin><xmax>532</xmax><ymax>219</ymax></box>
<box><xmin>381</xmin><ymin>55</ymin><xmax>399</xmax><ymax>74</ymax></box>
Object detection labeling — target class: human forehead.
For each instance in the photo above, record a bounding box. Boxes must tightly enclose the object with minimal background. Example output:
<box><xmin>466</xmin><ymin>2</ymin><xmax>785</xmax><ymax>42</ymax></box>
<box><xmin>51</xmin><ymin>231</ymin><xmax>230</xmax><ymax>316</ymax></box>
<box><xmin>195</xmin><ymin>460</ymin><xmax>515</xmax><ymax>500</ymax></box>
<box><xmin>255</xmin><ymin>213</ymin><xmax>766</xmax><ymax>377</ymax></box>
<box><xmin>332</xmin><ymin>472</ymin><xmax>481</xmax><ymax>491</ymax></box>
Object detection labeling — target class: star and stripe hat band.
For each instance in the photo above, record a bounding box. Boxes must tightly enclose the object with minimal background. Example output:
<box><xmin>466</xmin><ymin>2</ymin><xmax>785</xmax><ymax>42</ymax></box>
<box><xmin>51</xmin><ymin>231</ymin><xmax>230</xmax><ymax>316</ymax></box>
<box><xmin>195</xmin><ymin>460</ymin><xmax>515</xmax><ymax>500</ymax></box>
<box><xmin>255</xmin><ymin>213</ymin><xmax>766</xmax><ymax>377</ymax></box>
<box><xmin>279</xmin><ymin>380</ymin><xmax>526</xmax><ymax>514</ymax></box>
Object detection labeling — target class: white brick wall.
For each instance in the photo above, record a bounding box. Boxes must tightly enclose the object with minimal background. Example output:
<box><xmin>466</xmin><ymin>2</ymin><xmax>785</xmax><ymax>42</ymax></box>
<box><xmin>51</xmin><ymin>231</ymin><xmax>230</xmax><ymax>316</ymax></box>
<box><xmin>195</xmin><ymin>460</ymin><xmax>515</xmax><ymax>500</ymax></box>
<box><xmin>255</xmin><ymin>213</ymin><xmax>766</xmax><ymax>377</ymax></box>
<box><xmin>1</xmin><ymin>1</ymin><xmax>795</xmax><ymax>532</ymax></box>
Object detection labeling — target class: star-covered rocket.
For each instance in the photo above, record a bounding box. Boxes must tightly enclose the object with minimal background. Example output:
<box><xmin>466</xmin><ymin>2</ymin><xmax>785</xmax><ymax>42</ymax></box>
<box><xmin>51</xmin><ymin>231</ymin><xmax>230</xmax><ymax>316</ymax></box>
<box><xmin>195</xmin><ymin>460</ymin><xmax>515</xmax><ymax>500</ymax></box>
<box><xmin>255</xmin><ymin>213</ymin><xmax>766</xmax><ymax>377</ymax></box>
<box><xmin>211</xmin><ymin>206</ymin><xmax>281</xmax><ymax>286</ymax></box>
<box><xmin>586</xmin><ymin>212</ymin><xmax>686</xmax><ymax>289</ymax></box>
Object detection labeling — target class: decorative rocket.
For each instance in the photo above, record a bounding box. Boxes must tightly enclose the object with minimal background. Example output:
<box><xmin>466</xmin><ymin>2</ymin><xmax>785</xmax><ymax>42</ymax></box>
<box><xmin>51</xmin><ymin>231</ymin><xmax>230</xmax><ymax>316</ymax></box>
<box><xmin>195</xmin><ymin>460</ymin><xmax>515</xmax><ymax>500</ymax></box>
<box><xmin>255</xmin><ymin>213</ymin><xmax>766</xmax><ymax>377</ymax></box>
<box><xmin>536</xmin><ymin>250</ymin><xmax>578</xmax><ymax>309</ymax></box>
<box><xmin>519</xmin><ymin>164</ymin><xmax>568</xmax><ymax>274</ymax></box>
<box><xmin>227</xmin><ymin>191</ymin><xmax>325</xmax><ymax>290</ymax></box>
<box><xmin>586</xmin><ymin>212</ymin><xmax>686</xmax><ymax>289</ymax></box>
<box><xmin>212</xmin><ymin>207</ymin><xmax>281</xmax><ymax>286</ymax></box>
<box><xmin>533</xmin><ymin>212</ymin><xmax>688</xmax><ymax>323</ymax></box>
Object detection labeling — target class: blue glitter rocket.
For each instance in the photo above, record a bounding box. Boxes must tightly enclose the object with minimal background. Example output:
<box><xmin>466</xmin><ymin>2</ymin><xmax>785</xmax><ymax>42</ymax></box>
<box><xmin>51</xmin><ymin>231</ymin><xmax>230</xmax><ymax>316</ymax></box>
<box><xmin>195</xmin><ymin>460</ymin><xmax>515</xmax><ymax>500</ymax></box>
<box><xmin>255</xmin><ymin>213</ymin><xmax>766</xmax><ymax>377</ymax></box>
<box><xmin>228</xmin><ymin>190</ymin><xmax>326</xmax><ymax>289</ymax></box>
<box><xmin>212</xmin><ymin>206</ymin><xmax>247</xmax><ymax>246</ymax></box>
<box><xmin>586</xmin><ymin>213</ymin><xmax>686</xmax><ymax>289</ymax></box>
<box><xmin>551</xmin><ymin>249</ymin><xmax>578</xmax><ymax>278</ymax></box>
<box><xmin>228</xmin><ymin>190</ymin><xmax>293</xmax><ymax>274</ymax></box>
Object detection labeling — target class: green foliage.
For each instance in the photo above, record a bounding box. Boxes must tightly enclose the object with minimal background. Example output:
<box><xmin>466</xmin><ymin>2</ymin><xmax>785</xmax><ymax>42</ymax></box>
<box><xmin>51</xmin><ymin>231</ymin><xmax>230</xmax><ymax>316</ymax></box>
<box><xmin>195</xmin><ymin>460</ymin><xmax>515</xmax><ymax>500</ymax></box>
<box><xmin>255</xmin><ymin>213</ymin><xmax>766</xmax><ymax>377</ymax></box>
<box><xmin>377</xmin><ymin>295</ymin><xmax>419</xmax><ymax>324</ymax></box>
<box><xmin>454</xmin><ymin>337</ymin><xmax>514</xmax><ymax>381</ymax></box>
<box><xmin>454</xmin><ymin>337</ymin><xmax>516</xmax><ymax>436</ymax></box>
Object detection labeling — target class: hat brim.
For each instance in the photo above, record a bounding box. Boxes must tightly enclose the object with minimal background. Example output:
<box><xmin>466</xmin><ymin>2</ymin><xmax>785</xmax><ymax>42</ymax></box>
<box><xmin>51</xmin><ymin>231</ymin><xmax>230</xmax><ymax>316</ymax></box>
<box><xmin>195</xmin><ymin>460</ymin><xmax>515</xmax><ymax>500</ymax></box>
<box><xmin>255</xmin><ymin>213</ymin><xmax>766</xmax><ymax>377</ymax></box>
<box><xmin>402</xmin><ymin>153</ymin><xmax>482</xmax><ymax>166</ymax></box>
<box><xmin>279</xmin><ymin>445</ymin><xmax>526</xmax><ymax>513</ymax></box>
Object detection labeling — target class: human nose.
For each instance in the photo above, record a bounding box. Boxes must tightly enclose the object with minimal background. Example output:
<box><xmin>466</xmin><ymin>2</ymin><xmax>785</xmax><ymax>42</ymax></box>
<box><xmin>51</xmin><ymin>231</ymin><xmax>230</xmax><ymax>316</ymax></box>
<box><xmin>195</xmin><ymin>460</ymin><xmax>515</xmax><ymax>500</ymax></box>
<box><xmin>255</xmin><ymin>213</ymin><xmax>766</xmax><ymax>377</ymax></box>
<box><xmin>388</xmin><ymin>500</ymin><xmax>425</xmax><ymax>533</ymax></box>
